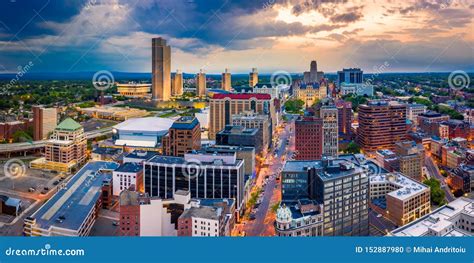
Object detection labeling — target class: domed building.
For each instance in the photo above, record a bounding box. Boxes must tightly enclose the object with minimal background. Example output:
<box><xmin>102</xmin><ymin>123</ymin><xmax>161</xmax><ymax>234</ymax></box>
<box><xmin>274</xmin><ymin>200</ymin><xmax>324</xmax><ymax>237</ymax></box>
<box><xmin>275</xmin><ymin>204</ymin><xmax>292</xmax><ymax>231</ymax></box>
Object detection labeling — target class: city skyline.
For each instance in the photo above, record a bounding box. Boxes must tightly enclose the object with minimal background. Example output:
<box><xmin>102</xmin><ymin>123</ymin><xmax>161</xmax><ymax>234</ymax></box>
<box><xmin>0</xmin><ymin>0</ymin><xmax>472</xmax><ymax>74</ymax></box>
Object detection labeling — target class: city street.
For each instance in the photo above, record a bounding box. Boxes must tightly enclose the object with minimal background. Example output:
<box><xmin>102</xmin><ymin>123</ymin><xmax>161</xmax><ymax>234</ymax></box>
<box><xmin>237</xmin><ymin>116</ymin><xmax>295</xmax><ymax>236</ymax></box>
<box><xmin>425</xmin><ymin>156</ymin><xmax>455</xmax><ymax>202</ymax></box>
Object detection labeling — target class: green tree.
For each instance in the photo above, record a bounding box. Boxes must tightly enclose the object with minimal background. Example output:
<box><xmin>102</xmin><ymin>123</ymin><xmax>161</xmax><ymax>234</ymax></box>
<box><xmin>423</xmin><ymin>178</ymin><xmax>446</xmax><ymax>206</ymax></box>
<box><xmin>344</xmin><ymin>141</ymin><xmax>361</xmax><ymax>154</ymax></box>
<box><xmin>434</xmin><ymin>105</ymin><xmax>463</xmax><ymax>120</ymax></box>
<box><xmin>284</xmin><ymin>99</ymin><xmax>305</xmax><ymax>114</ymax></box>
<box><xmin>12</xmin><ymin>129</ymin><xmax>33</xmax><ymax>143</ymax></box>
<box><xmin>342</xmin><ymin>94</ymin><xmax>368</xmax><ymax>112</ymax></box>
<box><xmin>409</xmin><ymin>97</ymin><xmax>433</xmax><ymax>108</ymax></box>
<box><xmin>271</xmin><ymin>201</ymin><xmax>281</xmax><ymax>213</ymax></box>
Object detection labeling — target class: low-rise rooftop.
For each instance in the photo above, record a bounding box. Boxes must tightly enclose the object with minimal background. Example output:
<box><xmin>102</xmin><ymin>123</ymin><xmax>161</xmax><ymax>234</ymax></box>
<box><xmin>115</xmin><ymin>162</ymin><xmax>143</xmax><ymax>173</ymax></box>
<box><xmin>391</xmin><ymin>197</ymin><xmax>474</xmax><ymax>236</ymax></box>
<box><xmin>370</xmin><ymin>172</ymin><xmax>428</xmax><ymax>201</ymax></box>
<box><xmin>30</xmin><ymin>161</ymin><xmax>119</xmax><ymax>231</ymax></box>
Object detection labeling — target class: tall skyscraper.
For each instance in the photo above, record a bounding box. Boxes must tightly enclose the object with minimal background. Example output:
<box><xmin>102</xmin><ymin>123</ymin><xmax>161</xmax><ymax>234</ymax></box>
<box><xmin>33</xmin><ymin>106</ymin><xmax>57</xmax><ymax>141</ymax></box>
<box><xmin>357</xmin><ymin>100</ymin><xmax>407</xmax><ymax>152</ymax></box>
<box><xmin>320</xmin><ymin>104</ymin><xmax>338</xmax><ymax>157</ymax></box>
<box><xmin>152</xmin><ymin>37</ymin><xmax>171</xmax><ymax>101</ymax></box>
<box><xmin>295</xmin><ymin>116</ymin><xmax>323</xmax><ymax>160</ymax></box>
<box><xmin>196</xmin><ymin>69</ymin><xmax>206</xmax><ymax>97</ymax></box>
<box><xmin>337</xmin><ymin>68</ymin><xmax>363</xmax><ymax>86</ymax></box>
<box><xmin>221</xmin><ymin>68</ymin><xmax>231</xmax><ymax>91</ymax></box>
<box><xmin>249</xmin><ymin>68</ymin><xmax>258</xmax><ymax>87</ymax></box>
<box><xmin>310</xmin><ymin>60</ymin><xmax>317</xmax><ymax>82</ymax></box>
<box><xmin>308</xmin><ymin>60</ymin><xmax>324</xmax><ymax>83</ymax></box>
<box><xmin>171</xmin><ymin>70</ymin><xmax>183</xmax><ymax>96</ymax></box>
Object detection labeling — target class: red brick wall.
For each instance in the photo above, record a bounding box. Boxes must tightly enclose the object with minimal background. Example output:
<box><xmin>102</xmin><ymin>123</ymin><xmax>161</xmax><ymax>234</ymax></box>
<box><xmin>177</xmin><ymin>218</ymin><xmax>192</xmax><ymax>236</ymax></box>
<box><xmin>295</xmin><ymin>117</ymin><xmax>323</xmax><ymax>160</ymax></box>
<box><xmin>119</xmin><ymin>205</ymin><xmax>140</xmax><ymax>236</ymax></box>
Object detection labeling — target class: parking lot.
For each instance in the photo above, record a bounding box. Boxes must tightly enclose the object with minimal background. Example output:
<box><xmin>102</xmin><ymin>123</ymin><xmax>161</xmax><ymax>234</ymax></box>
<box><xmin>0</xmin><ymin>161</ymin><xmax>66</xmax><ymax>225</ymax></box>
<box><xmin>0</xmin><ymin>190</ymin><xmax>35</xmax><ymax>225</ymax></box>
<box><xmin>0</xmin><ymin>163</ymin><xmax>63</xmax><ymax>194</ymax></box>
<box><xmin>90</xmin><ymin>211</ymin><xmax>120</xmax><ymax>236</ymax></box>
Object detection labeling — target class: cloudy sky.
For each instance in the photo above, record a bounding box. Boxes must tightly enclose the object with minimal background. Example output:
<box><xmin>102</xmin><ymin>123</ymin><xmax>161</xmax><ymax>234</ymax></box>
<box><xmin>0</xmin><ymin>0</ymin><xmax>473</xmax><ymax>74</ymax></box>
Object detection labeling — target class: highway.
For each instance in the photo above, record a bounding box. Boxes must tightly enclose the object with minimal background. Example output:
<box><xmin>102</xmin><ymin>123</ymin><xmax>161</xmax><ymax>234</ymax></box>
<box><xmin>425</xmin><ymin>156</ymin><xmax>455</xmax><ymax>202</ymax></box>
<box><xmin>0</xmin><ymin>127</ymin><xmax>113</xmax><ymax>153</ymax></box>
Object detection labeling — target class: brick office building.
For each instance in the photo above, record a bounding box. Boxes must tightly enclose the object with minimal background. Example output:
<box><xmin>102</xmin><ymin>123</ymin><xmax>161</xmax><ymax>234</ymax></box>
<box><xmin>295</xmin><ymin>116</ymin><xmax>323</xmax><ymax>160</ymax></box>
<box><xmin>357</xmin><ymin>101</ymin><xmax>407</xmax><ymax>152</ymax></box>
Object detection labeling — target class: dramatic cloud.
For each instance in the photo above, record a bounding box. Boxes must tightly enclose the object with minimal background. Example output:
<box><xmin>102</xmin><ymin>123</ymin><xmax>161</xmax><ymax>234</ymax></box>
<box><xmin>0</xmin><ymin>0</ymin><xmax>472</xmax><ymax>73</ymax></box>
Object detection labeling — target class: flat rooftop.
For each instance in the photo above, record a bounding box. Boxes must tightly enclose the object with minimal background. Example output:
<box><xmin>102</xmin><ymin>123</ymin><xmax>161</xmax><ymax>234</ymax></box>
<box><xmin>171</xmin><ymin>116</ymin><xmax>199</xmax><ymax>130</ymax></box>
<box><xmin>115</xmin><ymin>162</ymin><xmax>143</xmax><ymax>173</ymax></box>
<box><xmin>146</xmin><ymin>155</ymin><xmax>242</xmax><ymax>167</ymax></box>
<box><xmin>114</xmin><ymin>117</ymin><xmax>174</xmax><ymax>132</ymax></box>
<box><xmin>376</xmin><ymin>149</ymin><xmax>396</xmax><ymax>157</ymax></box>
<box><xmin>281</xmin><ymin>200</ymin><xmax>322</xmax><ymax>219</ymax></box>
<box><xmin>30</xmin><ymin>161</ymin><xmax>119</xmax><ymax>232</ymax></box>
<box><xmin>124</xmin><ymin>150</ymin><xmax>156</xmax><ymax>161</ymax></box>
<box><xmin>180</xmin><ymin>206</ymin><xmax>222</xmax><ymax>220</ymax></box>
<box><xmin>370</xmin><ymin>172</ymin><xmax>428</xmax><ymax>201</ymax></box>
<box><xmin>283</xmin><ymin>160</ymin><xmax>322</xmax><ymax>173</ymax></box>
<box><xmin>195</xmin><ymin>198</ymin><xmax>235</xmax><ymax>209</ymax></box>
<box><xmin>92</xmin><ymin>147</ymin><xmax>122</xmax><ymax>155</ymax></box>
<box><xmin>318</xmin><ymin>159</ymin><xmax>365</xmax><ymax>181</ymax></box>
<box><xmin>391</xmin><ymin>197</ymin><xmax>474</xmax><ymax>236</ymax></box>
<box><xmin>283</xmin><ymin>156</ymin><xmax>369</xmax><ymax>180</ymax></box>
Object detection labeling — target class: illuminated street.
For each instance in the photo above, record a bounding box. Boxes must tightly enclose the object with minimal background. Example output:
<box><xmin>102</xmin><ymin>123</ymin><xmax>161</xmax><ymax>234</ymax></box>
<box><xmin>234</xmin><ymin>115</ymin><xmax>295</xmax><ymax>236</ymax></box>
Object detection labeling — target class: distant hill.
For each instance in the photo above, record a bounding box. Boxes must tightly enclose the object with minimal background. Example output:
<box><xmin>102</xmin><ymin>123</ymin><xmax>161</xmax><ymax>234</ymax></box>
<box><xmin>0</xmin><ymin>71</ymin><xmax>282</xmax><ymax>81</ymax></box>
<box><xmin>0</xmin><ymin>71</ymin><xmax>468</xmax><ymax>81</ymax></box>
